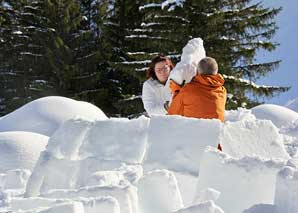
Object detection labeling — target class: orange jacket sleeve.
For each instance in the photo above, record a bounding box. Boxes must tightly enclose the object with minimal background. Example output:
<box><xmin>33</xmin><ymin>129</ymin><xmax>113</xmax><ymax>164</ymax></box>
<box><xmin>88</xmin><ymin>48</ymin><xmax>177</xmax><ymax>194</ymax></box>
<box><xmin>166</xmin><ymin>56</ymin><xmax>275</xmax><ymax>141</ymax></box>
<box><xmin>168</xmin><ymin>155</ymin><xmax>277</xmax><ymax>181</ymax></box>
<box><xmin>168</xmin><ymin>92</ymin><xmax>184</xmax><ymax>115</ymax></box>
<box><xmin>169</xmin><ymin>80</ymin><xmax>182</xmax><ymax>96</ymax></box>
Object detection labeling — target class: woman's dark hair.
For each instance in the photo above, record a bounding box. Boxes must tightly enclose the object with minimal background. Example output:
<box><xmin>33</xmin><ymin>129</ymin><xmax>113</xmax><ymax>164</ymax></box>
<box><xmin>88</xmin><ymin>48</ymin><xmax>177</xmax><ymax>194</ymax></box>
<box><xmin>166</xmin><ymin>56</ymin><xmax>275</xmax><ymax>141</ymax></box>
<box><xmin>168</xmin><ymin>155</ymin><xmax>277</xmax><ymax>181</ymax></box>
<box><xmin>146</xmin><ymin>54</ymin><xmax>174</xmax><ymax>80</ymax></box>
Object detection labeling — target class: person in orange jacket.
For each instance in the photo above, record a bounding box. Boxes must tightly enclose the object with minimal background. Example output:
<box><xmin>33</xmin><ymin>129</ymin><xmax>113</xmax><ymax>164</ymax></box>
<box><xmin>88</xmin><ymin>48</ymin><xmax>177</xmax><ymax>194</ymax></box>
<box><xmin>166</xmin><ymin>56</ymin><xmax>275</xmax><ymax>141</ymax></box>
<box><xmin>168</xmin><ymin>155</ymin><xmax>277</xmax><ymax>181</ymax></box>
<box><xmin>168</xmin><ymin>57</ymin><xmax>226</xmax><ymax>150</ymax></box>
<box><xmin>168</xmin><ymin>56</ymin><xmax>226</xmax><ymax>120</ymax></box>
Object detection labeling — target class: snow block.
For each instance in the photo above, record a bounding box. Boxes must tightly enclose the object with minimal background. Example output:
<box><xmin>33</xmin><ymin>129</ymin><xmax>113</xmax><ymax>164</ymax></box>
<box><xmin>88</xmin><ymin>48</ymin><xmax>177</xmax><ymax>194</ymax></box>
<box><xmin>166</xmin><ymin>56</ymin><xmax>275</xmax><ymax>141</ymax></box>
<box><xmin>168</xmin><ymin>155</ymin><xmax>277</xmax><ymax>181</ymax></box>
<box><xmin>25</xmin><ymin>150</ymin><xmax>141</xmax><ymax>196</ymax></box>
<box><xmin>173</xmin><ymin>201</ymin><xmax>224</xmax><ymax>213</ymax></box>
<box><xmin>81</xmin><ymin>116</ymin><xmax>149</xmax><ymax>164</ymax></box>
<box><xmin>43</xmin><ymin>184</ymin><xmax>138</xmax><ymax>213</ymax></box>
<box><xmin>38</xmin><ymin>201</ymin><xmax>84</xmax><ymax>213</ymax></box>
<box><xmin>274</xmin><ymin>165</ymin><xmax>298</xmax><ymax>213</ymax></box>
<box><xmin>9</xmin><ymin>196</ymin><xmax>120</xmax><ymax>213</ymax></box>
<box><xmin>243</xmin><ymin>204</ymin><xmax>277</xmax><ymax>213</ymax></box>
<box><xmin>0</xmin><ymin>131</ymin><xmax>48</xmax><ymax>172</ymax></box>
<box><xmin>195</xmin><ymin>147</ymin><xmax>286</xmax><ymax>213</ymax></box>
<box><xmin>222</xmin><ymin>119</ymin><xmax>290</xmax><ymax>159</ymax></box>
<box><xmin>144</xmin><ymin>115</ymin><xmax>222</xmax><ymax>175</ymax></box>
<box><xmin>173</xmin><ymin>172</ymin><xmax>198</xmax><ymax>207</ymax></box>
<box><xmin>2</xmin><ymin>169</ymin><xmax>31</xmax><ymax>190</ymax></box>
<box><xmin>137</xmin><ymin>170</ymin><xmax>183</xmax><ymax>213</ymax></box>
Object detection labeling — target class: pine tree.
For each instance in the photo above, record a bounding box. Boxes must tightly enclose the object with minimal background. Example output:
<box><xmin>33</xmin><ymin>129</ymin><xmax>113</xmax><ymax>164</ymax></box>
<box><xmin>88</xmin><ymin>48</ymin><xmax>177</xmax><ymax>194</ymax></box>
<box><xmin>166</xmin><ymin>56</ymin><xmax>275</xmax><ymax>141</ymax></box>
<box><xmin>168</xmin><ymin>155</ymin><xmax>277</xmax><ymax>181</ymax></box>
<box><xmin>125</xmin><ymin>0</ymin><xmax>289</xmax><ymax>111</ymax></box>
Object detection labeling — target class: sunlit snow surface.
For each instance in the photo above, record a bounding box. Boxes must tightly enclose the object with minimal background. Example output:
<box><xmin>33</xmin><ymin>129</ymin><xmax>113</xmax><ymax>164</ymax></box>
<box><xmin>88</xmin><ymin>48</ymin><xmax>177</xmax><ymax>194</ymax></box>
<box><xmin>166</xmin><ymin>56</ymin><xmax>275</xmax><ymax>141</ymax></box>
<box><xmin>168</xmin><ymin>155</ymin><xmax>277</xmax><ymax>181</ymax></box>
<box><xmin>1</xmin><ymin>97</ymin><xmax>298</xmax><ymax>213</ymax></box>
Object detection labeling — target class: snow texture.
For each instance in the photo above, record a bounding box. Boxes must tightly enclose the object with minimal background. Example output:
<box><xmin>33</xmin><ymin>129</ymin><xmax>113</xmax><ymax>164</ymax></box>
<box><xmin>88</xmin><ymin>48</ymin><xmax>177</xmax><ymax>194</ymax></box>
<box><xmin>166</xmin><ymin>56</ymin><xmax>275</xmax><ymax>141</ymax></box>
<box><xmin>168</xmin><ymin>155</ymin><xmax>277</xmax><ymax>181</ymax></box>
<box><xmin>0</xmin><ymin>131</ymin><xmax>48</xmax><ymax>172</ymax></box>
<box><xmin>251</xmin><ymin>104</ymin><xmax>298</xmax><ymax>128</ymax></box>
<box><xmin>0</xmin><ymin>96</ymin><xmax>107</xmax><ymax>136</ymax></box>
<box><xmin>274</xmin><ymin>164</ymin><xmax>298</xmax><ymax>213</ymax></box>
<box><xmin>2</xmin><ymin>95</ymin><xmax>298</xmax><ymax>213</ymax></box>
<box><xmin>137</xmin><ymin>169</ymin><xmax>183</xmax><ymax>213</ymax></box>
<box><xmin>221</xmin><ymin>119</ymin><xmax>290</xmax><ymax>159</ymax></box>
<box><xmin>173</xmin><ymin>200</ymin><xmax>224</xmax><ymax>213</ymax></box>
<box><xmin>144</xmin><ymin>115</ymin><xmax>222</xmax><ymax>175</ymax></box>
<box><xmin>195</xmin><ymin>147</ymin><xmax>286</xmax><ymax>213</ymax></box>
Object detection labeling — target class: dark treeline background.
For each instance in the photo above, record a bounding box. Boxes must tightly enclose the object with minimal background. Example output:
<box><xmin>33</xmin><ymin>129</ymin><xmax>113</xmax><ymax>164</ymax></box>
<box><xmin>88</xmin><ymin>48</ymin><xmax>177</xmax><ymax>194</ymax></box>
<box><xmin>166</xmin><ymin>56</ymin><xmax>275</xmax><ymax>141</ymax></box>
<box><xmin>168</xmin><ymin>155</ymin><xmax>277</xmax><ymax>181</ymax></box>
<box><xmin>0</xmin><ymin>0</ymin><xmax>289</xmax><ymax>117</ymax></box>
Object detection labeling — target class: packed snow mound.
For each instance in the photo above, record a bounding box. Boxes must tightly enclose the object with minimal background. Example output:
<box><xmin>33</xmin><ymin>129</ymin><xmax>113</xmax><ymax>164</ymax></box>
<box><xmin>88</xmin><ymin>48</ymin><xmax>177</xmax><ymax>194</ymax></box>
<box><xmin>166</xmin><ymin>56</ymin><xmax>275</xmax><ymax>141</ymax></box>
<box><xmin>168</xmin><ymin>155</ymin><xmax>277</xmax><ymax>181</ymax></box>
<box><xmin>0</xmin><ymin>131</ymin><xmax>48</xmax><ymax>172</ymax></box>
<box><xmin>0</xmin><ymin>96</ymin><xmax>107</xmax><ymax>137</ymax></box>
<box><xmin>251</xmin><ymin>104</ymin><xmax>298</xmax><ymax>128</ymax></box>
<box><xmin>285</xmin><ymin>98</ymin><xmax>298</xmax><ymax>112</ymax></box>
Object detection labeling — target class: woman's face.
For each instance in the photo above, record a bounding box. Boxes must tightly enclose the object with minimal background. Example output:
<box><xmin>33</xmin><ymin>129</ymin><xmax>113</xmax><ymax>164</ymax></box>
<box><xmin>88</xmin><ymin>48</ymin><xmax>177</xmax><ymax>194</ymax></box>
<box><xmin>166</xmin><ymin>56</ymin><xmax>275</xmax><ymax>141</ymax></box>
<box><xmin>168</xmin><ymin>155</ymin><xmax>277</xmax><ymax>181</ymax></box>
<box><xmin>154</xmin><ymin>61</ymin><xmax>170</xmax><ymax>84</ymax></box>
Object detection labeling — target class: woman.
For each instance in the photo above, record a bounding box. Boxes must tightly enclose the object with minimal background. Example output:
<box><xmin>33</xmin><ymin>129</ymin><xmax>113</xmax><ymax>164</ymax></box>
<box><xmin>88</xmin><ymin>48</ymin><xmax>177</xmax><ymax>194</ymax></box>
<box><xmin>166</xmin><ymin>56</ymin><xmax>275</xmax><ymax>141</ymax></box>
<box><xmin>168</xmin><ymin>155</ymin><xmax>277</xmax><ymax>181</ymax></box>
<box><xmin>142</xmin><ymin>55</ymin><xmax>174</xmax><ymax>116</ymax></box>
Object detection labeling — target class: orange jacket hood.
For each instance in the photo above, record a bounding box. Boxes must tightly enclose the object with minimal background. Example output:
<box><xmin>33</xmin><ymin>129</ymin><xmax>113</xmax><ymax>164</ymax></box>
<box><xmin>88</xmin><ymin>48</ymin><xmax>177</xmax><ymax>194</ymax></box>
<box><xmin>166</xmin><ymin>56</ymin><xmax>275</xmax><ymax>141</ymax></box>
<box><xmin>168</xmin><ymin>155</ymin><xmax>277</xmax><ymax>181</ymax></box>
<box><xmin>168</xmin><ymin>74</ymin><xmax>227</xmax><ymax>122</ymax></box>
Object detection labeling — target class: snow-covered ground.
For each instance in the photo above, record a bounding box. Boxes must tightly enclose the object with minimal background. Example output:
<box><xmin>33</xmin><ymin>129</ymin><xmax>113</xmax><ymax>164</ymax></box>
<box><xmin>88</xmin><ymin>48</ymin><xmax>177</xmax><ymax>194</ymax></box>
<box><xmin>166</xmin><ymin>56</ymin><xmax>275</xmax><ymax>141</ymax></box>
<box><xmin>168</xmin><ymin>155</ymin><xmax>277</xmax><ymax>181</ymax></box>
<box><xmin>1</xmin><ymin>96</ymin><xmax>298</xmax><ymax>213</ymax></box>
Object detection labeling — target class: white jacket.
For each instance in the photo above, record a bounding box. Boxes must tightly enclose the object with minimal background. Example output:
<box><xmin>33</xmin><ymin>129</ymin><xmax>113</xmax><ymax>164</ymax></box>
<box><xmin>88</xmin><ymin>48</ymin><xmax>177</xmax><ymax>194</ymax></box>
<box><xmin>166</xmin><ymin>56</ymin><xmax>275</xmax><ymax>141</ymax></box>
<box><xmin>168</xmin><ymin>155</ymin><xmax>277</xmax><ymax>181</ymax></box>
<box><xmin>142</xmin><ymin>78</ymin><xmax>171</xmax><ymax>116</ymax></box>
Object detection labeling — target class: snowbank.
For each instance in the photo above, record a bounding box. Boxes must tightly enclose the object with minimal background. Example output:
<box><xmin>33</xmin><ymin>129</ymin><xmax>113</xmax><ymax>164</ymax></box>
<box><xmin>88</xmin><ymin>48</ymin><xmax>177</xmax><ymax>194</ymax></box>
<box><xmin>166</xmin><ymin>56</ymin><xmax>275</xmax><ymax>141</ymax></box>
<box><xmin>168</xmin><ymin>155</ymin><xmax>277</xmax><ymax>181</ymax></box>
<box><xmin>0</xmin><ymin>131</ymin><xmax>48</xmax><ymax>172</ymax></box>
<box><xmin>0</xmin><ymin>96</ymin><xmax>107</xmax><ymax>136</ymax></box>
<box><xmin>251</xmin><ymin>104</ymin><xmax>298</xmax><ymax>128</ymax></box>
<box><xmin>195</xmin><ymin>147</ymin><xmax>286</xmax><ymax>213</ymax></box>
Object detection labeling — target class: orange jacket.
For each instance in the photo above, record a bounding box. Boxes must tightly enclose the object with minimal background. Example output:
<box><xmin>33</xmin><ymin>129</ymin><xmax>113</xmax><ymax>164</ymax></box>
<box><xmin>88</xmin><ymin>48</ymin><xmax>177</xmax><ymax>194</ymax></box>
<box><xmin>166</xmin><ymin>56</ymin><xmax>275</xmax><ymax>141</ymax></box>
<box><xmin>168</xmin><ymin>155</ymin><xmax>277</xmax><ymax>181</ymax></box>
<box><xmin>168</xmin><ymin>74</ymin><xmax>227</xmax><ymax>122</ymax></box>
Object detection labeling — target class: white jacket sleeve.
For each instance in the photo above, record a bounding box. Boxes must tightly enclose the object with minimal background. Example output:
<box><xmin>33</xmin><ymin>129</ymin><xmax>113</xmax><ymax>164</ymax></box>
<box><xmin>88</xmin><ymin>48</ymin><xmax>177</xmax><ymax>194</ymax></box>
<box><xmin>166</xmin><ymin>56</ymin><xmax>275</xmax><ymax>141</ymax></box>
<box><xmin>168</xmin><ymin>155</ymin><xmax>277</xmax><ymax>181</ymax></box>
<box><xmin>142</xmin><ymin>81</ymin><xmax>168</xmax><ymax>116</ymax></box>
<box><xmin>168</xmin><ymin>38</ymin><xmax>206</xmax><ymax>85</ymax></box>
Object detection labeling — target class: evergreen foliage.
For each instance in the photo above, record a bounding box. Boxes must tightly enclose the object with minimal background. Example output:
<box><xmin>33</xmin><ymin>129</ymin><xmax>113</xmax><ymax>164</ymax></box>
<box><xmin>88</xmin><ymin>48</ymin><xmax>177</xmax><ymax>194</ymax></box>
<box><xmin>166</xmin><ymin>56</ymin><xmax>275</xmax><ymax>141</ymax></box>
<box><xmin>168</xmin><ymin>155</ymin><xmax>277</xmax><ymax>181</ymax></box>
<box><xmin>0</xmin><ymin>0</ymin><xmax>289</xmax><ymax>116</ymax></box>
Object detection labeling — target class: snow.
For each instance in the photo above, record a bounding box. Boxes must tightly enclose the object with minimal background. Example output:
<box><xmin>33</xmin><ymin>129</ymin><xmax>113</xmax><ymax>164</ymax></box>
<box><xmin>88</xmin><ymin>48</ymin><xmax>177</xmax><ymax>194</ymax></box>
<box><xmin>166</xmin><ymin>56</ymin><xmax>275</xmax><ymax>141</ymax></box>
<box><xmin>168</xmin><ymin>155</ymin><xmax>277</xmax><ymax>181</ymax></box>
<box><xmin>0</xmin><ymin>96</ymin><xmax>107</xmax><ymax>137</ymax></box>
<box><xmin>285</xmin><ymin>98</ymin><xmax>298</xmax><ymax>112</ymax></box>
<box><xmin>137</xmin><ymin>170</ymin><xmax>183</xmax><ymax>213</ymax></box>
<box><xmin>251</xmin><ymin>104</ymin><xmax>298</xmax><ymax>128</ymax></box>
<box><xmin>221</xmin><ymin>119</ymin><xmax>290</xmax><ymax>159</ymax></box>
<box><xmin>195</xmin><ymin>147</ymin><xmax>286</xmax><ymax>213</ymax></box>
<box><xmin>274</xmin><ymin>165</ymin><xmax>298</xmax><ymax>213</ymax></box>
<box><xmin>1</xmin><ymin>95</ymin><xmax>298</xmax><ymax>213</ymax></box>
<box><xmin>144</xmin><ymin>115</ymin><xmax>222</xmax><ymax>175</ymax></box>
<box><xmin>173</xmin><ymin>201</ymin><xmax>223</xmax><ymax>213</ymax></box>
<box><xmin>0</xmin><ymin>131</ymin><xmax>48</xmax><ymax>172</ymax></box>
